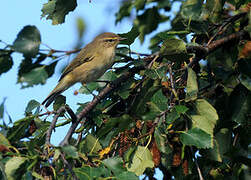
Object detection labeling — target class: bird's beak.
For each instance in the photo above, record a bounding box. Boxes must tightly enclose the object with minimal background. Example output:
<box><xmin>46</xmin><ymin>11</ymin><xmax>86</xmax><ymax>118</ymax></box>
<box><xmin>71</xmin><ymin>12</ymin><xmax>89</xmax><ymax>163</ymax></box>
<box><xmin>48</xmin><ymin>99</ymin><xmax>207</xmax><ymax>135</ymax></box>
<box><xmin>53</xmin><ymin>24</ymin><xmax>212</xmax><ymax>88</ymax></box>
<box><xmin>118</xmin><ymin>37</ymin><xmax>127</xmax><ymax>41</ymax></box>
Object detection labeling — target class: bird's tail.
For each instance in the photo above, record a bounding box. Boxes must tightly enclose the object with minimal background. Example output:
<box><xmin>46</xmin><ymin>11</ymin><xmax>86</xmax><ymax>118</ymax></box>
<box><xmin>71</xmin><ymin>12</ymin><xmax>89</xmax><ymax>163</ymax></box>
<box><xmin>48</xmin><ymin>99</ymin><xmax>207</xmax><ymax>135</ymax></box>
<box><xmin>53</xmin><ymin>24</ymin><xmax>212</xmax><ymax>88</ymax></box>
<box><xmin>42</xmin><ymin>77</ymin><xmax>73</xmax><ymax>108</ymax></box>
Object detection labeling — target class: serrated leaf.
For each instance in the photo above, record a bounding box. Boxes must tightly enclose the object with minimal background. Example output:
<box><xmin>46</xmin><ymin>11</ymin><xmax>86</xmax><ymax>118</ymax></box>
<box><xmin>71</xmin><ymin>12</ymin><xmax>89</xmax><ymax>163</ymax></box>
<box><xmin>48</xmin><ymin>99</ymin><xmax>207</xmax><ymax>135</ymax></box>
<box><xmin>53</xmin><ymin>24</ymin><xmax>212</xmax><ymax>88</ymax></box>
<box><xmin>119</xmin><ymin>26</ymin><xmax>139</xmax><ymax>45</ymax></box>
<box><xmin>7</xmin><ymin>116</ymin><xmax>34</xmax><ymax>142</ymax></box>
<box><xmin>0</xmin><ymin>51</ymin><xmax>13</xmax><ymax>76</ymax></box>
<box><xmin>181</xmin><ymin>0</ymin><xmax>203</xmax><ymax>20</ymax></box>
<box><xmin>185</xmin><ymin>68</ymin><xmax>198</xmax><ymax>102</ymax></box>
<box><xmin>5</xmin><ymin>157</ymin><xmax>27</xmax><ymax>180</ymax></box>
<box><xmin>175</xmin><ymin>105</ymin><xmax>189</xmax><ymax>115</ymax></box>
<box><xmin>191</xmin><ymin>99</ymin><xmax>218</xmax><ymax>144</ymax></box>
<box><xmin>103</xmin><ymin>157</ymin><xmax>125</xmax><ymax>175</ymax></box>
<box><xmin>13</xmin><ymin>26</ymin><xmax>41</xmax><ymax>58</ymax></box>
<box><xmin>79</xmin><ymin>82</ymin><xmax>99</xmax><ymax>94</ymax></box>
<box><xmin>180</xmin><ymin>128</ymin><xmax>212</xmax><ymax>148</ymax></box>
<box><xmin>160</xmin><ymin>38</ymin><xmax>187</xmax><ymax>56</ymax></box>
<box><xmin>127</xmin><ymin>146</ymin><xmax>154</xmax><ymax>176</ymax></box>
<box><xmin>18</xmin><ymin>66</ymin><xmax>48</xmax><ymax>88</ymax></box>
<box><xmin>0</xmin><ymin>133</ymin><xmax>10</xmax><ymax>146</ymax></box>
<box><xmin>41</xmin><ymin>0</ymin><xmax>77</xmax><ymax>25</ymax></box>
<box><xmin>80</xmin><ymin>134</ymin><xmax>102</xmax><ymax>154</ymax></box>
<box><xmin>99</xmin><ymin>70</ymin><xmax>118</xmax><ymax>82</ymax></box>
<box><xmin>61</xmin><ymin>145</ymin><xmax>78</xmax><ymax>159</ymax></box>
<box><xmin>25</xmin><ymin>100</ymin><xmax>40</xmax><ymax>113</ymax></box>
<box><xmin>74</xmin><ymin>166</ymin><xmax>109</xmax><ymax>180</ymax></box>
<box><xmin>150</xmin><ymin>89</ymin><xmax>168</xmax><ymax>112</ymax></box>
<box><xmin>202</xmin><ymin>128</ymin><xmax>231</xmax><ymax>162</ymax></box>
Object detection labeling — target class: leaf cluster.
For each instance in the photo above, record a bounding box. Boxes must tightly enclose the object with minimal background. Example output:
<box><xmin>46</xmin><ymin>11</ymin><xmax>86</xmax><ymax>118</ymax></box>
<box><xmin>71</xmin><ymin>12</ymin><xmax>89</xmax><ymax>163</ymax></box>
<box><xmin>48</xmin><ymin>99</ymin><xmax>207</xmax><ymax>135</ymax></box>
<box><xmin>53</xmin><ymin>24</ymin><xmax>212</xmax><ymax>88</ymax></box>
<box><xmin>1</xmin><ymin>0</ymin><xmax>251</xmax><ymax>179</ymax></box>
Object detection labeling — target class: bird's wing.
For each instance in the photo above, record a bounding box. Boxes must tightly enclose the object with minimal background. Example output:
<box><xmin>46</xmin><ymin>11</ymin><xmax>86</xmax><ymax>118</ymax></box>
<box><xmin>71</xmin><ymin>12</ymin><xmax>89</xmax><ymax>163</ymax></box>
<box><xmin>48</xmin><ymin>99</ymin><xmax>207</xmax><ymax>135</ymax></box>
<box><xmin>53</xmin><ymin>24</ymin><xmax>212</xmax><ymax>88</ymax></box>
<box><xmin>59</xmin><ymin>51</ymin><xmax>94</xmax><ymax>82</ymax></box>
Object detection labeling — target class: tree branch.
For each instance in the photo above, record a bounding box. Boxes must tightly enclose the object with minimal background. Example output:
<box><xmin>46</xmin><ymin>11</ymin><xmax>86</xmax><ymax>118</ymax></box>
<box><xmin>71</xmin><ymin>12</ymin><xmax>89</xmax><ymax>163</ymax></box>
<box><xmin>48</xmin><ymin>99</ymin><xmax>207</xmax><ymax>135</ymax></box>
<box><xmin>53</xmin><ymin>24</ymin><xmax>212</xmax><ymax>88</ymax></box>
<box><xmin>59</xmin><ymin>66</ymin><xmax>145</xmax><ymax>146</ymax></box>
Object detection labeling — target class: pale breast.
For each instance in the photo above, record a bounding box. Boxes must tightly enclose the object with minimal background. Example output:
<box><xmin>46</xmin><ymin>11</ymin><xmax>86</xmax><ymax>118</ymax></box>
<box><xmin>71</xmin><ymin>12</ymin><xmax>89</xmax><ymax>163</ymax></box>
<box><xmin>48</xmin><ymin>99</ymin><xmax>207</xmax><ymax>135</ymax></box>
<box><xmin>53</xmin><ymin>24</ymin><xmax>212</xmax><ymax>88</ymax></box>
<box><xmin>75</xmin><ymin>47</ymin><xmax>116</xmax><ymax>84</ymax></box>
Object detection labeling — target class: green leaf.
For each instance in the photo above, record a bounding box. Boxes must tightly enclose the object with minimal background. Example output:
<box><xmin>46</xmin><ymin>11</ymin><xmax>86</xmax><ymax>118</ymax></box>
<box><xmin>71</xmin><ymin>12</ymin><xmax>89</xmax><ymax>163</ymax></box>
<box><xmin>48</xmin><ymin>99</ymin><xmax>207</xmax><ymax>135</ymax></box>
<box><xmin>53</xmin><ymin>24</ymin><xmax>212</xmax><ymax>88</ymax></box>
<box><xmin>181</xmin><ymin>0</ymin><xmax>203</xmax><ymax>20</ymax></box>
<box><xmin>134</xmin><ymin>7</ymin><xmax>167</xmax><ymax>43</ymax></box>
<box><xmin>180</xmin><ymin>128</ymin><xmax>212</xmax><ymax>148</ymax></box>
<box><xmin>127</xmin><ymin>146</ymin><xmax>154</xmax><ymax>176</ymax></box>
<box><xmin>131</xmin><ymin>79</ymin><xmax>160</xmax><ymax>117</ymax></box>
<box><xmin>18</xmin><ymin>66</ymin><xmax>48</xmax><ymax>88</ymax></box>
<box><xmin>115</xmin><ymin>0</ymin><xmax>133</xmax><ymax>23</ymax></box>
<box><xmin>202</xmin><ymin>0</ymin><xmax>224</xmax><ymax>23</ymax></box>
<box><xmin>239</xmin><ymin>74</ymin><xmax>251</xmax><ymax>91</ymax></box>
<box><xmin>41</xmin><ymin>0</ymin><xmax>77</xmax><ymax>25</ymax></box>
<box><xmin>97</xmin><ymin>115</ymin><xmax>134</xmax><ymax>139</ymax></box>
<box><xmin>61</xmin><ymin>145</ymin><xmax>78</xmax><ymax>159</ymax></box>
<box><xmin>160</xmin><ymin>38</ymin><xmax>187</xmax><ymax>58</ymax></box>
<box><xmin>53</xmin><ymin>95</ymin><xmax>66</xmax><ymax>111</ymax></box>
<box><xmin>103</xmin><ymin>157</ymin><xmax>125</xmax><ymax>175</ymax></box>
<box><xmin>0</xmin><ymin>51</ymin><xmax>13</xmax><ymax>76</ymax></box>
<box><xmin>185</xmin><ymin>68</ymin><xmax>198</xmax><ymax>102</ymax></box>
<box><xmin>0</xmin><ymin>98</ymin><xmax>5</xmax><ymax>119</ymax></box>
<box><xmin>5</xmin><ymin>157</ymin><xmax>27</xmax><ymax>180</ymax></box>
<box><xmin>25</xmin><ymin>100</ymin><xmax>40</xmax><ymax>114</ymax></box>
<box><xmin>154</xmin><ymin>128</ymin><xmax>172</xmax><ymax>154</ymax></box>
<box><xmin>202</xmin><ymin>128</ymin><xmax>231</xmax><ymax>162</ymax></box>
<box><xmin>229</xmin><ymin>85</ymin><xmax>251</xmax><ymax>125</ymax></box>
<box><xmin>13</xmin><ymin>26</ymin><xmax>41</xmax><ymax>58</ymax></box>
<box><xmin>175</xmin><ymin>105</ymin><xmax>189</xmax><ymax>115</ymax></box>
<box><xmin>80</xmin><ymin>134</ymin><xmax>102</xmax><ymax>154</ymax></box>
<box><xmin>166</xmin><ymin>108</ymin><xmax>180</xmax><ymax>124</ymax></box>
<box><xmin>79</xmin><ymin>82</ymin><xmax>99</xmax><ymax>94</ymax></box>
<box><xmin>150</xmin><ymin>89</ymin><xmax>168</xmax><ymax>112</ymax></box>
<box><xmin>118</xmin><ymin>26</ymin><xmax>140</xmax><ymax>45</ymax></box>
<box><xmin>145</xmin><ymin>66</ymin><xmax>167</xmax><ymax>80</ymax></box>
<box><xmin>45</xmin><ymin>61</ymin><xmax>58</xmax><ymax>78</ymax></box>
<box><xmin>74</xmin><ymin>166</ymin><xmax>109</xmax><ymax>180</ymax></box>
<box><xmin>0</xmin><ymin>133</ymin><xmax>10</xmax><ymax>146</ymax></box>
<box><xmin>99</xmin><ymin>70</ymin><xmax>118</xmax><ymax>82</ymax></box>
<box><xmin>76</xmin><ymin>17</ymin><xmax>86</xmax><ymax>40</ymax></box>
<box><xmin>191</xmin><ymin>99</ymin><xmax>218</xmax><ymax>139</ymax></box>
<box><xmin>134</xmin><ymin>0</ymin><xmax>146</xmax><ymax>11</ymax></box>
<box><xmin>7</xmin><ymin>116</ymin><xmax>34</xmax><ymax>142</ymax></box>
<box><xmin>116</xmin><ymin>171</ymin><xmax>138</xmax><ymax>180</ymax></box>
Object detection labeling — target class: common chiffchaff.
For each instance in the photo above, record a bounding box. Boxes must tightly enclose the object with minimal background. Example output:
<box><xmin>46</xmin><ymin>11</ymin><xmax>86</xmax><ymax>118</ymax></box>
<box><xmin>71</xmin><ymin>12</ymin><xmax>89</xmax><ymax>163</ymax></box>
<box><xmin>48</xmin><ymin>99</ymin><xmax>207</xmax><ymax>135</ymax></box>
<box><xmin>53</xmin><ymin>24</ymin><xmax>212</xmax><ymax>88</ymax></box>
<box><xmin>42</xmin><ymin>32</ymin><xmax>125</xmax><ymax>107</ymax></box>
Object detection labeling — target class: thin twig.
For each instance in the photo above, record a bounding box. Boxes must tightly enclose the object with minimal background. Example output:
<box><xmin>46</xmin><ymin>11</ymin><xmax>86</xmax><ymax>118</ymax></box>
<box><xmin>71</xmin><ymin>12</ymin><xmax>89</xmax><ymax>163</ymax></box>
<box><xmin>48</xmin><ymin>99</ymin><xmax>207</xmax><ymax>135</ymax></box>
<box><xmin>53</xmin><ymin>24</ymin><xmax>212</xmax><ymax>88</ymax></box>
<box><xmin>190</xmin><ymin>147</ymin><xmax>204</xmax><ymax>180</ymax></box>
<box><xmin>45</xmin><ymin>107</ymin><xmax>65</xmax><ymax>146</ymax></box>
<box><xmin>60</xmin><ymin>153</ymin><xmax>78</xmax><ymax>180</ymax></box>
<box><xmin>168</xmin><ymin>63</ymin><xmax>178</xmax><ymax>106</ymax></box>
<box><xmin>207</xmin><ymin>12</ymin><xmax>247</xmax><ymax>45</ymax></box>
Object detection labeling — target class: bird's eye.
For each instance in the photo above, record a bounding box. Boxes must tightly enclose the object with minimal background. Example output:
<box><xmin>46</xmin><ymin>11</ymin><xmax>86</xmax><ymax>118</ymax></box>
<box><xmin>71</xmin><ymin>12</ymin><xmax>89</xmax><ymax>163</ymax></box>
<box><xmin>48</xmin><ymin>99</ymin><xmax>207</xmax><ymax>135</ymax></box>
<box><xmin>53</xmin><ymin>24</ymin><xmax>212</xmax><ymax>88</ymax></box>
<box><xmin>105</xmin><ymin>39</ymin><xmax>115</xmax><ymax>42</ymax></box>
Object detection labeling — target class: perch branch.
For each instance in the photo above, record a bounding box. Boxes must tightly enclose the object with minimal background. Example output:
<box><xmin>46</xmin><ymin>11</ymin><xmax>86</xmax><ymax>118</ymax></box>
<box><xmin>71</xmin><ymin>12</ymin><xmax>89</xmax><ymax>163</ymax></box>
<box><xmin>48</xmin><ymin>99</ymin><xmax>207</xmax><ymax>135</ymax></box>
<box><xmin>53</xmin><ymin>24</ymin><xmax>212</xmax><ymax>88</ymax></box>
<box><xmin>59</xmin><ymin>66</ymin><xmax>145</xmax><ymax>146</ymax></box>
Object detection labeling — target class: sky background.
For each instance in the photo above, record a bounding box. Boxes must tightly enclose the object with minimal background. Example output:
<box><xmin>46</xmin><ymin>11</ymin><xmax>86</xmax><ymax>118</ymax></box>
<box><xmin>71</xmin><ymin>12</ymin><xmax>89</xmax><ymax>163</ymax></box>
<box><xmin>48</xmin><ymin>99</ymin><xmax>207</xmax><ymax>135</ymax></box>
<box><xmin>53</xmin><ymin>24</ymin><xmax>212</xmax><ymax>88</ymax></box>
<box><xmin>0</xmin><ymin>1</ymin><xmax>181</xmax><ymax>178</ymax></box>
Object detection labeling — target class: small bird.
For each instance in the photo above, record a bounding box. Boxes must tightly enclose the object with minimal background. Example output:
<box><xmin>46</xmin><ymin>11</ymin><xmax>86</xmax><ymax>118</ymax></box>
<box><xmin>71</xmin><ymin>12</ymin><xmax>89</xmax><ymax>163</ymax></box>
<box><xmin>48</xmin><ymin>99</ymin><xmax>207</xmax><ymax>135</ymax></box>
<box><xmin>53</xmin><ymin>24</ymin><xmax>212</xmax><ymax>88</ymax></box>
<box><xmin>42</xmin><ymin>32</ymin><xmax>125</xmax><ymax>107</ymax></box>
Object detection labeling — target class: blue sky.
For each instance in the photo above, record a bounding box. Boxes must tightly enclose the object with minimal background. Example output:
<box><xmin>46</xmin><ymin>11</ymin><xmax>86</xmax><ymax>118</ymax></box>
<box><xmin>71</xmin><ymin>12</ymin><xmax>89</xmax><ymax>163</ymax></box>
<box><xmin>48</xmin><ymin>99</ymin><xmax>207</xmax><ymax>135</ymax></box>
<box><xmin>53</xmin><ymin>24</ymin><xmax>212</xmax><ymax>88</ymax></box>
<box><xmin>0</xmin><ymin>1</ymin><xmax>182</xmax><ymax>178</ymax></box>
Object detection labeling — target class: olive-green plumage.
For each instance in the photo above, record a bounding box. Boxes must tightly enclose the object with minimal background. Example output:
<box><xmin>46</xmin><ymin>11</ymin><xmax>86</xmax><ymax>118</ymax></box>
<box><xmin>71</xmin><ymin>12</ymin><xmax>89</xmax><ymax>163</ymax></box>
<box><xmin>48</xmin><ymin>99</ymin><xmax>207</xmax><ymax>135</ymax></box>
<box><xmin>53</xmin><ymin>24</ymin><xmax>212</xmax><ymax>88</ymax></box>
<box><xmin>42</xmin><ymin>32</ymin><xmax>124</xmax><ymax>107</ymax></box>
